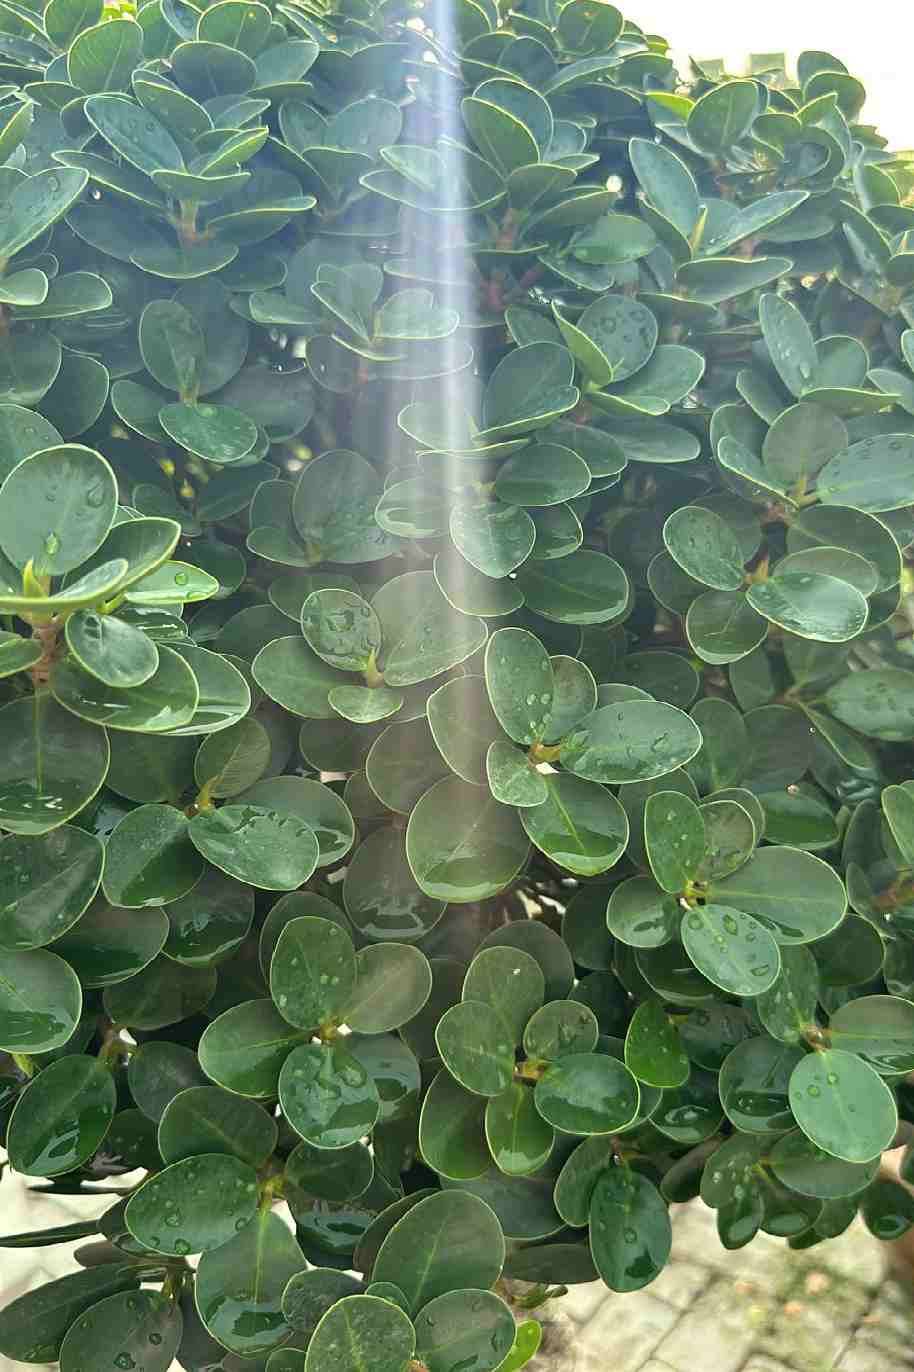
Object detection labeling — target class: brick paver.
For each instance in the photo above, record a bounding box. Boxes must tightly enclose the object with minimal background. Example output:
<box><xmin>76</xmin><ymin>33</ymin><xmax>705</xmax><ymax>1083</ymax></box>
<box><xmin>562</xmin><ymin>1204</ymin><xmax>910</xmax><ymax>1372</ymax></box>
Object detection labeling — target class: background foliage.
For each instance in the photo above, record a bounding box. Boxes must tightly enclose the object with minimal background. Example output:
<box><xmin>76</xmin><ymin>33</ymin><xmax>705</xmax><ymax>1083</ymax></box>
<box><xmin>0</xmin><ymin>0</ymin><xmax>914</xmax><ymax>1367</ymax></box>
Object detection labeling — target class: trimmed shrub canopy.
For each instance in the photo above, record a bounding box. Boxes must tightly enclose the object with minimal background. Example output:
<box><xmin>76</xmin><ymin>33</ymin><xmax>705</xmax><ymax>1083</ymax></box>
<box><xmin>0</xmin><ymin>0</ymin><xmax>913</xmax><ymax>1367</ymax></box>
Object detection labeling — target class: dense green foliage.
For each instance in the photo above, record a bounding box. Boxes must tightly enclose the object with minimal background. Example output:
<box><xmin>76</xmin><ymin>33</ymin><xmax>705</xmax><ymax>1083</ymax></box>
<box><xmin>0</xmin><ymin>0</ymin><xmax>914</xmax><ymax>1365</ymax></box>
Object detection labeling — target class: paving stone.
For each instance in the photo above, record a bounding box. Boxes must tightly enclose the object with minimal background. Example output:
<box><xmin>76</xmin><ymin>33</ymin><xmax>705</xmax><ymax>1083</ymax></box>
<box><xmin>855</xmin><ymin>1282</ymin><xmax>914</xmax><ymax>1363</ymax></box>
<box><xmin>653</xmin><ymin>1276</ymin><xmax>774</xmax><ymax>1372</ymax></box>
<box><xmin>648</xmin><ymin>1259</ymin><xmax>712</xmax><ymax>1311</ymax></box>
<box><xmin>576</xmin><ymin>1290</ymin><xmax>679</xmax><ymax>1372</ymax></box>
<box><xmin>671</xmin><ymin>1204</ymin><xmax>795</xmax><ymax>1289</ymax></box>
<box><xmin>835</xmin><ymin>1342</ymin><xmax>908</xmax><ymax>1372</ymax></box>
<box><xmin>668</xmin><ymin>1199</ymin><xmax>727</xmax><ymax>1269</ymax></box>
<box><xmin>754</xmin><ymin>1288</ymin><xmax>869</xmax><ymax>1372</ymax></box>
<box><xmin>562</xmin><ymin>1278</ymin><xmax>618</xmax><ymax>1324</ymax></box>
<box><xmin>817</xmin><ymin>1221</ymin><xmax>887</xmax><ymax>1291</ymax></box>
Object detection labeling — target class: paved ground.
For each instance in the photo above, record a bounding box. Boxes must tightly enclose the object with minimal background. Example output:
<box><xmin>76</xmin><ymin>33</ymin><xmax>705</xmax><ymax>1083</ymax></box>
<box><xmin>562</xmin><ymin>1201</ymin><xmax>914</xmax><ymax>1372</ymax></box>
<box><xmin>1</xmin><ymin>1167</ymin><xmax>912</xmax><ymax>1371</ymax></box>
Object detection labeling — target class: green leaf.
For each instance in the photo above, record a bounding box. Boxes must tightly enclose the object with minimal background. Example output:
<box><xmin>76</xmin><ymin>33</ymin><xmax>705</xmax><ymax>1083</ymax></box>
<box><xmin>828</xmin><ymin>995</ymin><xmax>914</xmax><ymax>1075</ymax></box>
<box><xmin>372</xmin><ymin>1190</ymin><xmax>505</xmax><ymax>1314</ymax></box>
<box><xmin>0</xmin><ymin>948</ymin><xmax>81</xmax><ymax>1053</ymax></box>
<box><xmin>199</xmin><ymin>998</ymin><xmax>302</xmax><ymax>1098</ymax></box>
<box><xmin>415</xmin><ymin>1289</ymin><xmax>515</xmax><ymax>1372</ymax></box>
<box><xmin>125</xmin><ymin>1152</ymin><xmax>258</xmax><ymax>1255</ymax></box>
<box><xmin>347</xmin><ymin>943</ymin><xmax>432</xmax><ymax>1034</ymax></box>
<box><xmin>516</xmin><ymin>550</ymin><xmax>629</xmax><ymax>625</ymax></box>
<box><xmin>663</xmin><ymin>505</ymin><xmax>745</xmax><ymax>591</ymax></box>
<box><xmin>419</xmin><ymin>1068</ymin><xmax>489</xmax><ymax>1181</ymax></box>
<box><xmin>0</xmin><ymin>169</ymin><xmax>88</xmax><ymax>262</ymax></box>
<box><xmin>102</xmin><ymin>803</ymin><xmax>203</xmax><ymax>907</ymax></box>
<box><xmin>407</xmin><ymin>776</ymin><xmax>529</xmax><ymax>903</ymax></box>
<box><xmin>534</xmin><ymin>1052</ymin><xmax>640</xmax><ymax>1135</ymax></box>
<box><xmin>485</xmin><ymin>1082</ymin><xmax>555</xmax><ymax>1177</ymax></box>
<box><xmin>606</xmin><ymin>877</ymin><xmax>679</xmax><ymax>948</ymax></box>
<box><xmin>571</xmin><ymin>214</ymin><xmax>657</xmax><ymax>266</ymax></box>
<box><xmin>282</xmin><ymin>1268</ymin><xmax>362</xmax><ymax>1340</ymax></box>
<box><xmin>65</xmin><ymin>610</ymin><xmax>159</xmax><ymax>689</ymax></box>
<box><xmin>644</xmin><ymin>790</ymin><xmax>705</xmax><ymax>894</ymax></box>
<box><xmin>482</xmin><ymin>343</ymin><xmax>579</xmax><ymax>439</ymax></box>
<box><xmin>756</xmin><ymin>944</ymin><xmax>820</xmax><ymax>1045</ymax></box>
<box><xmin>824</xmin><ymin>668</ymin><xmax>914</xmax><ymax>742</ymax></box>
<box><xmin>884</xmin><ymin>784</ymin><xmax>914</xmax><ymax>865</ymax></box>
<box><xmin>816</xmin><ymin>434</ymin><xmax>914</xmax><ymax>513</ymax></box>
<box><xmin>138</xmin><ymin>299</ymin><xmax>202</xmax><ymax>394</ymax></box>
<box><xmin>158</xmin><ymin>1084</ymin><xmax>277</xmax><ymax>1166</ymax></box>
<box><xmin>759</xmin><ymin>292</ymin><xmax>818</xmax><ymax>397</ymax></box>
<box><xmin>450</xmin><ymin>500</ymin><xmax>536</xmax><ymax>578</ymax></box>
<box><xmin>718</xmin><ymin>1037</ymin><xmax>801</xmax><ymax>1135</ymax></box>
<box><xmin>103</xmin><ymin>957</ymin><xmax>215</xmax><ymax>1029</ymax></box>
<box><xmin>708</xmin><ymin>846</ymin><xmax>846</xmax><ymax>943</ymax></box>
<box><xmin>681</xmin><ymin>903</ymin><xmax>781</xmax><ymax>996</ymax></box>
<box><xmin>0</xmin><ymin>444</ymin><xmax>116</xmax><ymax>577</ymax></box>
<box><xmin>464</xmin><ymin>945</ymin><xmax>545</xmax><ymax>1045</ymax></box>
<box><xmin>521</xmin><ymin>773</ymin><xmax>628</xmax><ymax>876</ymax></box>
<box><xmin>485</xmin><ymin>627</ymin><xmax>553</xmax><ymax>745</ymax></box>
<box><xmin>0</xmin><ymin>1265</ymin><xmax>141</xmax><ymax>1364</ymax></box>
<box><xmin>589</xmin><ymin>1168</ymin><xmax>672</xmax><ymax>1292</ymax></box>
<box><xmin>68</xmin><ymin>18</ymin><xmax>143</xmax><ymax>93</ymax></box>
<box><xmin>747</xmin><ymin>572</ymin><xmax>867</xmax><ymax>642</ymax></box>
<box><xmin>50</xmin><ymin>643</ymin><xmax>199</xmax><ymax>733</ymax></box>
<box><xmin>73</xmin><ymin>515</ymin><xmax>181</xmax><ymax>596</ymax></box>
<box><xmin>494</xmin><ymin>443</ymin><xmax>591</xmax><ymax>507</ymax></box>
<box><xmin>279</xmin><ymin>1040</ymin><xmax>380</xmax><ymax>1147</ymax></box>
<box><xmin>194</xmin><ymin>718</ymin><xmax>270</xmax><ymax>799</ymax></box>
<box><xmin>556</xmin><ymin>294</ymin><xmax>657</xmax><ymax>387</ymax></box>
<box><xmin>269</xmin><ymin>915</ymin><xmax>356</xmax><ymax>1029</ymax></box>
<box><xmin>762</xmin><ymin>403</ymin><xmax>847</xmax><ymax>486</ymax></box>
<box><xmin>553</xmin><ymin>1135</ymin><xmax>614</xmax><ymax>1227</ymax></box>
<box><xmin>0</xmin><ymin>695</ymin><xmax>109</xmax><ymax>835</ymax></box>
<box><xmin>59</xmin><ymin>1291</ymin><xmax>181</xmax><ymax>1372</ymax></box>
<box><xmin>677</xmin><ymin>256</ymin><xmax>792</xmax><ymax>305</ymax></box>
<box><xmin>862</xmin><ymin>1179</ymin><xmax>914</xmax><ymax>1240</ymax></box>
<box><xmin>624</xmin><ymin>999</ymin><xmax>690</xmax><ymax>1088</ymax></box>
<box><xmin>561</xmin><ymin>701</ymin><xmax>702</xmax><ymax>784</ymax></box>
<box><xmin>523</xmin><ymin>1000</ymin><xmax>599</xmax><ymax>1061</ymax></box>
<box><xmin>0</xmin><ymin>405</ymin><xmax>62</xmax><ymax>482</ymax></box>
<box><xmin>301</xmin><ymin>588</ymin><xmax>381</xmax><ymax>672</ymax></box>
<box><xmin>253</xmin><ymin>636</ymin><xmax>348</xmax><ymax>719</ymax></box>
<box><xmin>344</xmin><ymin>826</ymin><xmax>445</xmax><ymax>942</ymax></box>
<box><xmin>189</xmin><ymin>804</ymin><xmax>319</xmax><ymax>891</ymax></box>
<box><xmin>55</xmin><ymin>896</ymin><xmax>168</xmax><ymax>988</ymax></box>
<box><xmin>306</xmin><ymin>1294</ymin><xmax>416</xmax><ymax>1372</ymax></box>
<box><xmin>46</xmin><ymin>0</ymin><xmax>103</xmax><ymax>46</ymax></box>
<box><xmin>0</xmin><ymin>825</ymin><xmax>103</xmax><ymax>950</ymax></box>
<box><xmin>789</xmin><ymin>1049</ymin><xmax>897</xmax><ymax>1163</ymax></box>
<box><xmin>436</xmin><ymin>1000</ymin><xmax>515</xmax><ymax>1097</ymax></box>
<box><xmin>687</xmin><ymin>80</ymin><xmax>758</xmax><ymax>154</ymax></box>
<box><xmin>427</xmin><ymin>676</ymin><xmax>505</xmax><ymax>786</ymax></box>
<box><xmin>0</xmin><ymin>632</ymin><xmax>40</xmax><ymax>679</ymax></box>
<box><xmin>7</xmin><ymin>1054</ymin><xmax>115</xmax><ymax>1176</ymax></box>
<box><xmin>195</xmin><ymin>1208</ymin><xmax>304</xmax><ymax>1358</ymax></box>
<box><xmin>292</xmin><ymin>449</ymin><xmax>397</xmax><ymax>564</ymax></box>
<box><xmin>629</xmin><ymin>138</ymin><xmax>699</xmax><ymax>237</ymax></box>
<box><xmin>487</xmin><ymin>739</ymin><xmax>549</xmax><ymax>807</ymax></box>
<box><xmin>159</xmin><ymin>401</ymin><xmax>258</xmax><ymax>464</ymax></box>
<box><xmin>768</xmin><ymin>1129</ymin><xmax>879</xmax><ymax>1199</ymax></box>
